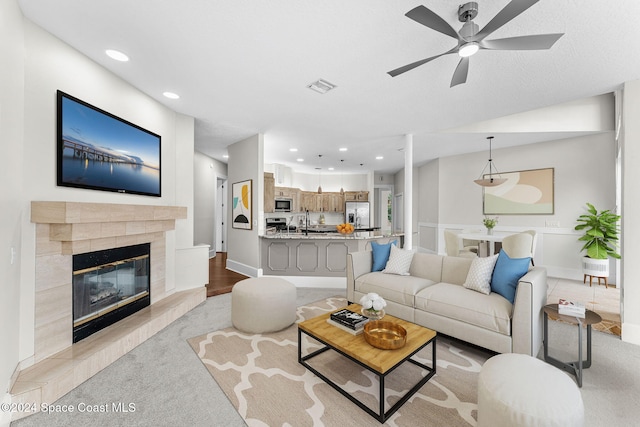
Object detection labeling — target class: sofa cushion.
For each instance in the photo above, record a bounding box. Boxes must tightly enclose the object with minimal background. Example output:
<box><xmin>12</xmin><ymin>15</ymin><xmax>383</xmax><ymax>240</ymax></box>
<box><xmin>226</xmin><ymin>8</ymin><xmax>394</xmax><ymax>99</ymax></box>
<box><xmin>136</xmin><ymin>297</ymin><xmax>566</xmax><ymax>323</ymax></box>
<box><xmin>370</xmin><ymin>240</ymin><xmax>397</xmax><ymax>272</ymax></box>
<box><xmin>463</xmin><ymin>254</ymin><xmax>499</xmax><ymax>295</ymax></box>
<box><xmin>441</xmin><ymin>255</ymin><xmax>474</xmax><ymax>285</ymax></box>
<box><xmin>355</xmin><ymin>272</ymin><xmax>435</xmax><ymax>306</ymax></box>
<box><xmin>382</xmin><ymin>245</ymin><xmax>414</xmax><ymax>275</ymax></box>
<box><xmin>491</xmin><ymin>250</ymin><xmax>531</xmax><ymax>304</ymax></box>
<box><xmin>408</xmin><ymin>253</ymin><xmax>444</xmax><ymax>283</ymax></box>
<box><xmin>415</xmin><ymin>283</ymin><xmax>513</xmax><ymax>335</ymax></box>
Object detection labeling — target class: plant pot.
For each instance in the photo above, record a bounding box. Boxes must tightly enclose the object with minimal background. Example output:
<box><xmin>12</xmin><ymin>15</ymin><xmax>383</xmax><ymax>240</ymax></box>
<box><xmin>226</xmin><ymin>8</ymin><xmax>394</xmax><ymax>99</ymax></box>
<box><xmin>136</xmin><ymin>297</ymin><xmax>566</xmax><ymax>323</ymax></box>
<box><xmin>582</xmin><ymin>256</ymin><xmax>609</xmax><ymax>278</ymax></box>
<box><xmin>486</xmin><ymin>228</ymin><xmax>493</xmax><ymax>235</ymax></box>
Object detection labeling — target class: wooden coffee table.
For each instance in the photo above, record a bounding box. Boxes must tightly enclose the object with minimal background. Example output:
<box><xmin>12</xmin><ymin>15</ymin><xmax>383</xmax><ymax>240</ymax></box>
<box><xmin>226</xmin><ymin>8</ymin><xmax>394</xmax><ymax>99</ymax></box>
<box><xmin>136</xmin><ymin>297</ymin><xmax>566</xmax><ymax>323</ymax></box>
<box><xmin>298</xmin><ymin>304</ymin><xmax>437</xmax><ymax>422</ymax></box>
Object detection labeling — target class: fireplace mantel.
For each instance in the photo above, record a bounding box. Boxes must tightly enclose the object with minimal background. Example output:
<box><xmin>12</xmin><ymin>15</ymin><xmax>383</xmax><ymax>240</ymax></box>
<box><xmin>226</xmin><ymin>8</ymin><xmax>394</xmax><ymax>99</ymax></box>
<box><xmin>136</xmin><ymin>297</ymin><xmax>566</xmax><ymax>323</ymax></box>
<box><xmin>31</xmin><ymin>201</ymin><xmax>186</xmax><ymax>255</ymax></box>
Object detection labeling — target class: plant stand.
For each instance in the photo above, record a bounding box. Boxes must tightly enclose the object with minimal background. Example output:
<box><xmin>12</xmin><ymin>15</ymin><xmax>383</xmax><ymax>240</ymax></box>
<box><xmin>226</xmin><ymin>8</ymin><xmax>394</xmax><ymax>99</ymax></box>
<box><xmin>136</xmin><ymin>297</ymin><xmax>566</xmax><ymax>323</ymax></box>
<box><xmin>581</xmin><ymin>257</ymin><xmax>609</xmax><ymax>289</ymax></box>
<box><xmin>583</xmin><ymin>274</ymin><xmax>608</xmax><ymax>289</ymax></box>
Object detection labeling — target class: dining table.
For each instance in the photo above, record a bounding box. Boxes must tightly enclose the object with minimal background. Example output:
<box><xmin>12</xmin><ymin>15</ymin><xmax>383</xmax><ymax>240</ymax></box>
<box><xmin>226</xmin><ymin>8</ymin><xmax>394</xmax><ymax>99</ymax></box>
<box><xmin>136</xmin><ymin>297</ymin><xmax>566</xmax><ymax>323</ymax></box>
<box><xmin>457</xmin><ymin>231</ymin><xmax>514</xmax><ymax>257</ymax></box>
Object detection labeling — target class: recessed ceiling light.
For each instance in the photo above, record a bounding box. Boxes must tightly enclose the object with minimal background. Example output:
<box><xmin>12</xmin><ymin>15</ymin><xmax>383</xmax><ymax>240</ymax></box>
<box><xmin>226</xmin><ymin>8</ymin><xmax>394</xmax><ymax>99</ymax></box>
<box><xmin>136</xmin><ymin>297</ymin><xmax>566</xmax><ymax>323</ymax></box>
<box><xmin>223</xmin><ymin>154</ymin><xmax>229</xmax><ymax>159</ymax></box>
<box><xmin>339</xmin><ymin>148</ymin><xmax>348</xmax><ymax>152</ymax></box>
<box><xmin>163</xmin><ymin>92</ymin><xmax>180</xmax><ymax>99</ymax></box>
<box><xmin>376</xmin><ymin>156</ymin><xmax>384</xmax><ymax>160</ymax></box>
<box><xmin>289</xmin><ymin>148</ymin><xmax>298</xmax><ymax>152</ymax></box>
<box><xmin>297</xmin><ymin>158</ymin><xmax>304</xmax><ymax>162</ymax></box>
<box><xmin>105</xmin><ymin>49</ymin><xmax>129</xmax><ymax>62</ymax></box>
<box><xmin>328</xmin><ymin>167</ymin><xmax>335</xmax><ymax>171</ymax></box>
<box><xmin>307</xmin><ymin>79</ymin><xmax>336</xmax><ymax>94</ymax></box>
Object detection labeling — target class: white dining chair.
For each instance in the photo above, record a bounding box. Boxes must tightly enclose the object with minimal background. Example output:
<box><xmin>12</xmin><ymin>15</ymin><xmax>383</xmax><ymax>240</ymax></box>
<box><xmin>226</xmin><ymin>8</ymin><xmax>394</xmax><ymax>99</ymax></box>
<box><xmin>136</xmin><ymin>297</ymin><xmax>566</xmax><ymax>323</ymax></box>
<box><xmin>461</xmin><ymin>228</ymin><xmax>483</xmax><ymax>254</ymax></box>
<box><xmin>523</xmin><ymin>230</ymin><xmax>538</xmax><ymax>265</ymax></box>
<box><xmin>501</xmin><ymin>233</ymin><xmax>534</xmax><ymax>260</ymax></box>
<box><xmin>444</xmin><ymin>229</ymin><xmax>477</xmax><ymax>258</ymax></box>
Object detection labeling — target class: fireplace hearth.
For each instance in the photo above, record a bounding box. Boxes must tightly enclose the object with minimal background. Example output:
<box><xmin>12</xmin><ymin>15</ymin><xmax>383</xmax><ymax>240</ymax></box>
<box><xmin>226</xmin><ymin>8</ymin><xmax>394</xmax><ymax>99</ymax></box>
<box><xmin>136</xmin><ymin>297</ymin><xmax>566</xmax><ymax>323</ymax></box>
<box><xmin>73</xmin><ymin>243</ymin><xmax>151</xmax><ymax>342</ymax></box>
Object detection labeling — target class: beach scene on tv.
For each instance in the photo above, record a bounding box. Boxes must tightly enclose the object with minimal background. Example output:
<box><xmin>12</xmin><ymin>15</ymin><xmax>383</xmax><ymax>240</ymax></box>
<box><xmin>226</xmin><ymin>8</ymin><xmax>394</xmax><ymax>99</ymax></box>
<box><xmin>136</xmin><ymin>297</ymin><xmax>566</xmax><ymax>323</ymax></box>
<box><xmin>59</xmin><ymin>95</ymin><xmax>161</xmax><ymax>196</ymax></box>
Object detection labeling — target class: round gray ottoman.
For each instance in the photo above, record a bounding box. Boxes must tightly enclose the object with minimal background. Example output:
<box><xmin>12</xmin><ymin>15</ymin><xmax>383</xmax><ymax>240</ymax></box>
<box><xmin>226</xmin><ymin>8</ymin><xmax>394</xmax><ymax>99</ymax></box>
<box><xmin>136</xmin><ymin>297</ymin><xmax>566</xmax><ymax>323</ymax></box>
<box><xmin>231</xmin><ymin>277</ymin><xmax>297</xmax><ymax>333</ymax></box>
<box><xmin>478</xmin><ymin>353</ymin><xmax>584</xmax><ymax>427</ymax></box>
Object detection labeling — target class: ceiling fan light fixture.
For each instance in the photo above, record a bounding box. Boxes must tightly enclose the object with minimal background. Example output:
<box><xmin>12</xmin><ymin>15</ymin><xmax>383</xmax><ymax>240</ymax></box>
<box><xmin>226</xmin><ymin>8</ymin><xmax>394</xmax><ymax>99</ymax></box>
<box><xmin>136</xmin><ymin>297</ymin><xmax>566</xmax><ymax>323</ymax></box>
<box><xmin>458</xmin><ymin>42</ymin><xmax>479</xmax><ymax>57</ymax></box>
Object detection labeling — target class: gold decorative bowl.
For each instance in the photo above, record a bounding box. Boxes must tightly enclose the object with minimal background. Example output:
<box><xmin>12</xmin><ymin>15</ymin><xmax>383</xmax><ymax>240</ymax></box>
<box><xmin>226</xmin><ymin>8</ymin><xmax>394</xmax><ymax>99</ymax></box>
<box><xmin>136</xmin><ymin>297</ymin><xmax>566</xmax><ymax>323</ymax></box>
<box><xmin>363</xmin><ymin>320</ymin><xmax>407</xmax><ymax>350</ymax></box>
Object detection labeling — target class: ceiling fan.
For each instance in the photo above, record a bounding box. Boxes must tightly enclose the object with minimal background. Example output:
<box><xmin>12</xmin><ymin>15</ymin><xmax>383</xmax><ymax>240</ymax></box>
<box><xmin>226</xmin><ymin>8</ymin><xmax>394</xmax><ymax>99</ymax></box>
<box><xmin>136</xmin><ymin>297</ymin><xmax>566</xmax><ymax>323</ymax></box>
<box><xmin>388</xmin><ymin>0</ymin><xmax>564</xmax><ymax>87</ymax></box>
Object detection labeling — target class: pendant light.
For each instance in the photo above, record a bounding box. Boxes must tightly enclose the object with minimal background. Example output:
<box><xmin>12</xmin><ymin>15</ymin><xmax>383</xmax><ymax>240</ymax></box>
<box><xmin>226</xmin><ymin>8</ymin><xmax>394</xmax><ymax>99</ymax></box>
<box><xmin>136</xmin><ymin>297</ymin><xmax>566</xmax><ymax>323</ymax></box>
<box><xmin>317</xmin><ymin>154</ymin><xmax>323</xmax><ymax>194</ymax></box>
<box><xmin>474</xmin><ymin>136</ymin><xmax>507</xmax><ymax>187</ymax></box>
<box><xmin>339</xmin><ymin>159</ymin><xmax>345</xmax><ymax>195</ymax></box>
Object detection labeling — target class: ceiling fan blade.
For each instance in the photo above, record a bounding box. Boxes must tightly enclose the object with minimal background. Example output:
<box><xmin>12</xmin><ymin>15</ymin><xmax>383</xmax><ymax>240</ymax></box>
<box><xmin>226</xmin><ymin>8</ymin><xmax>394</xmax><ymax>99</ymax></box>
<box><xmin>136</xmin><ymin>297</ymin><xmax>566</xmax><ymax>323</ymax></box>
<box><xmin>450</xmin><ymin>57</ymin><xmax>469</xmax><ymax>87</ymax></box>
<box><xmin>388</xmin><ymin>47</ymin><xmax>457</xmax><ymax>77</ymax></box>
<box><xmin>405</xmin><ymin>5</ymin><xmax>460</xmax><ymax>40</ymax></box>
<box><xmin>473</xmin><ymin>0</ymin><xmax>540</xmax><ymax>42</ymax></box>
<box><xmin>482</xmin><ymin>33</ymin><xmax>563</xmax><ymax>50</ymax></box>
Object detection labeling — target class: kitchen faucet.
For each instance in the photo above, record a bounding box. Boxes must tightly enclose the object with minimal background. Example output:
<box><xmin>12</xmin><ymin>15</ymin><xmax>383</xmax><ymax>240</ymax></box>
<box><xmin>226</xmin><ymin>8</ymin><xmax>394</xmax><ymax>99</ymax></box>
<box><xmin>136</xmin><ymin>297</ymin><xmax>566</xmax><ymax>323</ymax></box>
<box><xmin>305</xmin><ymin>210</ymin><xmax>309</xmax><ymax>236</ymax></box>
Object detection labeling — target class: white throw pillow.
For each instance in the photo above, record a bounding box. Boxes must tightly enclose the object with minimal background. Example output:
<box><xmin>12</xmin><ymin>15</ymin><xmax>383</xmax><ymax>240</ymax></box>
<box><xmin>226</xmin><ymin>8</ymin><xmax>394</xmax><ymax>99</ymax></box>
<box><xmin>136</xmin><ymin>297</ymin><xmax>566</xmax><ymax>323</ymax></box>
<box><xmin>382</xmin><ymin>245</ymin><xmax>414</xmax><ymax>276</ymax></box>
<box><xmin>463</xmin><ymin>253</ymin><xmax>499</xmax><ymax>295</ymax></box>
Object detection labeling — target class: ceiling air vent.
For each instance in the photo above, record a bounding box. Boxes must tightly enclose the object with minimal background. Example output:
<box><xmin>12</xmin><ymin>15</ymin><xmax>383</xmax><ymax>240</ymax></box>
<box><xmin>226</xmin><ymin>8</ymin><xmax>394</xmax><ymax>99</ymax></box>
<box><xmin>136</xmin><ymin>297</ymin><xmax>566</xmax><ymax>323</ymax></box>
<box><xmin>307</xmin><ymin>79</ymin><xmax>336</xmax><ymax>94</ymax></box>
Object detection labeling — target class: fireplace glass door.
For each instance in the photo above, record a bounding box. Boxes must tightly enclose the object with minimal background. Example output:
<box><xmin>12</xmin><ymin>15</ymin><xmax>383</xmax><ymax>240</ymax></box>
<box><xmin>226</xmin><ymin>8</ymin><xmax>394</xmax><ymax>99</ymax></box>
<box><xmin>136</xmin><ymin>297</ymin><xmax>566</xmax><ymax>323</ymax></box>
<box><xmin>73</xmin><ymin>243</ymin><xmax>150</xmax><ymax>342</ymax></box>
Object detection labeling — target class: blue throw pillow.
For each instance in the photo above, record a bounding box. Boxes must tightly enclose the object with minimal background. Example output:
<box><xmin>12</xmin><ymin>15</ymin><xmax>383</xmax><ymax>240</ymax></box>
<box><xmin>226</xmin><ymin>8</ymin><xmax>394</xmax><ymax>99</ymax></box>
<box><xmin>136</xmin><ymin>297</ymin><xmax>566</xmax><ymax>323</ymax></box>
<box><xmin>491</xmin><ymin>249</ymin><xmax>531</xmax><ymax>303</ymax></box>
<box><xmin>371</xmin><ymin>240</ymin><xmax>397</xmax><ymax>272</ymax></box>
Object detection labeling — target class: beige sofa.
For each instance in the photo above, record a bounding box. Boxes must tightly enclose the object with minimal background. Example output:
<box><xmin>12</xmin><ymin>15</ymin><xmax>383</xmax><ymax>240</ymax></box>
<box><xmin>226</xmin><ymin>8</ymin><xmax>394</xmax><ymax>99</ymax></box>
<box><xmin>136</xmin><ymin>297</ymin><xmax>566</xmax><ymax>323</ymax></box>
<box><xmin>346</xmin><ymin>251</ymin><xmax>547</xmax><ymax>356</ymax></box>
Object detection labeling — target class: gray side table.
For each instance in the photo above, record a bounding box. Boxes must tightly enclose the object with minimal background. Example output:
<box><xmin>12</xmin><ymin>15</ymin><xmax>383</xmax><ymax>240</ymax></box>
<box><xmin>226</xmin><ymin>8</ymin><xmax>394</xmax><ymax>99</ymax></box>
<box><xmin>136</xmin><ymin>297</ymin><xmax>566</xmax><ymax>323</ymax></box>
<box><xmin>543</xmin><ymin>303</ymin><xmax>602</xmax><ymax>387</ymax></box>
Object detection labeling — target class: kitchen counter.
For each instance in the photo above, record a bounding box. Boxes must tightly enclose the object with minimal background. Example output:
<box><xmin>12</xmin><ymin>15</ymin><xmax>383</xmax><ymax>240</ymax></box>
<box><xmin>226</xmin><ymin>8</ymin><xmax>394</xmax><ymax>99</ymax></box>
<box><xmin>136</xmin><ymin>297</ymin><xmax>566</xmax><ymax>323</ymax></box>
<box><xmin>260</xmin><ymin>232</ymin><xmax>403</xmax><ymax>277</ymax></box>
<box><xmin>262</xmin><ymin>229</ymin><xmax>390</xmax><ymax>239</ymax></box>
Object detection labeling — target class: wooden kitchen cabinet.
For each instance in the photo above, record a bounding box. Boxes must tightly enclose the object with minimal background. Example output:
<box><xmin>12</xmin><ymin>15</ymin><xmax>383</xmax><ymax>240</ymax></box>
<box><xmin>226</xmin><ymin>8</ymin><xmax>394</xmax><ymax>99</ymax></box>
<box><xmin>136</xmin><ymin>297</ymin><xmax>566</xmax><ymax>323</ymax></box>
<box><xmin>323</xmin><ymin>193</ymin><xmax>344</xmax><ymax>212</ymax></box>
<box><xmin>344</xmin><ymin>191</ymin><xmax>368</xmax><ymax>201</ymax></box>
<box><xmin>264</xmin><ymin>173</ymin><xmax>275</xmax><ymax>213</ymax></box>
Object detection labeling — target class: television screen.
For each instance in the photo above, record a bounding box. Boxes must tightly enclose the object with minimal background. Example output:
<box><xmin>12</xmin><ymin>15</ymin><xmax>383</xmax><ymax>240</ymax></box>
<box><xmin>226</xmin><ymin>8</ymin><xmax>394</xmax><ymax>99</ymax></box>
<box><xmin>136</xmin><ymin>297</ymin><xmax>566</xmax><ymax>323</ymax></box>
<box><xmin>57</xmin><ymin>90</ymin><xmax>161</xmax><ymax>197</ymax></box>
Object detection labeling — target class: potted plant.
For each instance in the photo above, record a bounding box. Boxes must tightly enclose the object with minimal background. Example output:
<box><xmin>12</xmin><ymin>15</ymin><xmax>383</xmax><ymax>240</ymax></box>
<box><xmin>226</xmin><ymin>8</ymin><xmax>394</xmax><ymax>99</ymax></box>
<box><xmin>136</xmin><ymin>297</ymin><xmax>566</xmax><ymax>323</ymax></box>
<box><xmin>482</xmin><ymin>216</ymin><xmax>498</xmax><ymax>235</ymax></box>
<box><xmin>574</xmin><ymin>203</ymin><xmax>621</xmax><ymax>279</ymax></box>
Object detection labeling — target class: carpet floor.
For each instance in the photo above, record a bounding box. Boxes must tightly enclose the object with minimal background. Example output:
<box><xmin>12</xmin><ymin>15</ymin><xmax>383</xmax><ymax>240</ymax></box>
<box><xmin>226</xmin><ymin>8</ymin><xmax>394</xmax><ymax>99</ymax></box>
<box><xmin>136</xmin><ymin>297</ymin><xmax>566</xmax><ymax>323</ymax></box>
<box><xmin>188</xmin><ymin>297</ymin><xmax>490</xmax><ymax>426</ymax></box>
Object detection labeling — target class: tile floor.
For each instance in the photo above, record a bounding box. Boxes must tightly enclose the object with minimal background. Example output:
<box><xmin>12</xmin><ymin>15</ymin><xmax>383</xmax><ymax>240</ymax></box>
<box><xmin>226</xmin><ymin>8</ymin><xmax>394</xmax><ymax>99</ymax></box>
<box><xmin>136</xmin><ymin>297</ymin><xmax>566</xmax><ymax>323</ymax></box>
<box><xmin>547</xmin><ymin>276</ymin><xmax>621</xmax><ymax>336</ymax></box>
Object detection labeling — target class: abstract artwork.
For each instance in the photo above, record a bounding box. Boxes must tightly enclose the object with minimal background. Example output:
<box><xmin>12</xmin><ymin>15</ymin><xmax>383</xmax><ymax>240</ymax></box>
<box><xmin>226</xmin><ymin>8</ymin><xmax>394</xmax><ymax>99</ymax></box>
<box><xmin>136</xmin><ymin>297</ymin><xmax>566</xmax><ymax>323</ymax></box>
<box><xmin>483</xmin><ymin>168</ymin><xmax>554</xmax><ymax>215</ymax></box>
<box><xmin>232</xmin><ymin>179</ymin><xmax>252</xmax><ymax>229</ymax></box>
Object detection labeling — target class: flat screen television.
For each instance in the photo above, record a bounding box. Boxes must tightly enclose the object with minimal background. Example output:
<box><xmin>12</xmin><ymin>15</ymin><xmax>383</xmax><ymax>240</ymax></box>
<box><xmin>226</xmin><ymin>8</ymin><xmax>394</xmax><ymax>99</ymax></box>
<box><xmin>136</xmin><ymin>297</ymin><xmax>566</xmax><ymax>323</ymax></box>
<box><xmin>57</xmin><ymin>90</ymin><xmax>161</xmax><ymax>197</ymax></box>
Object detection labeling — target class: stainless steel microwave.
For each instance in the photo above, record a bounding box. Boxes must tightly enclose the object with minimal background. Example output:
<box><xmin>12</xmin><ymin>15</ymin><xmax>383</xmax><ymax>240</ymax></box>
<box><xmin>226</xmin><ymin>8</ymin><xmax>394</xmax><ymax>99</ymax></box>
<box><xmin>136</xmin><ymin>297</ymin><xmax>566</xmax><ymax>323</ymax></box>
<box><xmin>274</xmin><ymin>198</ymin><xmax>292</xmax><ymax>212</ymax></box>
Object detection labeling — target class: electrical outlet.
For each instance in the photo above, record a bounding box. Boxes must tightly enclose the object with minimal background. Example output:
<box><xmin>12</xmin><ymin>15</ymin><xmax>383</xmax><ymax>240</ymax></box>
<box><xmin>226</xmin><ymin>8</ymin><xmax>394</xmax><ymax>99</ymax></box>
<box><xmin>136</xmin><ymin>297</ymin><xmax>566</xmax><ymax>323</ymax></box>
<box><xmin>545</xmin><ymin>220</ymin><xmax>560</xmax><ymax>228</ymax></box>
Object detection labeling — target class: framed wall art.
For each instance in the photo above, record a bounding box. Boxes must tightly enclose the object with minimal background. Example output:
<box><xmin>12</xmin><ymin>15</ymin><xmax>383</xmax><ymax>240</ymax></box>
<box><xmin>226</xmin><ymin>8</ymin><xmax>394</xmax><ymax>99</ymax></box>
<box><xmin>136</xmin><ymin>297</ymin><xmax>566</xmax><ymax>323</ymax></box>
<box><xmin>232</xmin><ymin>179</ymin><xmax>253</xmax><ymax>229</ymax></box>
<box><xmin>483</xmin><ymin>168</ymin><xmax>554</xmax><ymax>215</ymax></box>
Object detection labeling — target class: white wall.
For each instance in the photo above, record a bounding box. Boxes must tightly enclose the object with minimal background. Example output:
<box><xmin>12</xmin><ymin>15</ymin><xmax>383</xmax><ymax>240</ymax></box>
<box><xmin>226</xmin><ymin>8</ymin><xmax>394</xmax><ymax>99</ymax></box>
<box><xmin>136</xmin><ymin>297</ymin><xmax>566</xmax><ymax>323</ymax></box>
<box><xmin>622</xmin><ymin>80</ymin><xmax>640</xmax><ymax>345</ymax></box>
<box><xmin>194</xmin><ymin>151</ymin><xmax>227</xmax><ymax>255</ymax></box>
<box><xmin>0</xmin><ymin>0</ymin><xmax>25</xmax><ymax>423</ymax></box>
<box><xmin>227</xmin><ymin>134</ymin><xmax>263</xmax><ymax>276</ymax></box>
<box><xmin>5</xmin><ymin>9</ymin><xmax>199</xmax><ymax>395</ymax></box>
<box><xmin>415</xmin><ymin>133</ymin><xmax>616</xmax><ymax>279</ymax></box>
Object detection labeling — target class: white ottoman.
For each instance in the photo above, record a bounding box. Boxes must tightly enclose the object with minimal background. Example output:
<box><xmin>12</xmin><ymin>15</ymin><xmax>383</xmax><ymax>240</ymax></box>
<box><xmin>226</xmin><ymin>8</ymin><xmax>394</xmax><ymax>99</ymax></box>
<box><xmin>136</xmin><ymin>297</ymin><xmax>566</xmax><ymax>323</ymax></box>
<box><xmin>478</xmin><ymin>353</ymin><xmax>584</xmax><ymax>427</ymax></box>
<box><xmin>231</xmin><ymin>277</ymin><xmax>297</xmax><ymax>333</ymax></box>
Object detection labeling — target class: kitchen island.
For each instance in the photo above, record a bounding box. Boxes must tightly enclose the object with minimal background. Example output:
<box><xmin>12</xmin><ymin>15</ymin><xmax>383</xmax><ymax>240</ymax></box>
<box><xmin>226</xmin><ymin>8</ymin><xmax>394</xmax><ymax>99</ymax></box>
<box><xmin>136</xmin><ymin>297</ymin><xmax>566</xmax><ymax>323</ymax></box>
<box><xmin>260</xmin><ymin>231</ymin><xmax>403</xmax><ymax>277</ymax></box>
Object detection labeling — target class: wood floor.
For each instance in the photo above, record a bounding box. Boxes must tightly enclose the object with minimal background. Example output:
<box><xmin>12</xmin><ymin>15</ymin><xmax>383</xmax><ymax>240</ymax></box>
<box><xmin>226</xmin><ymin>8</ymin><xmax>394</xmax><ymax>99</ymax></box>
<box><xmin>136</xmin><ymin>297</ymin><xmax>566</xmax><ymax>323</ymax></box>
<box><xmin>206</xmin><ymin>252</ymin><xmax>249</xmax><ymax>297</ymax></box>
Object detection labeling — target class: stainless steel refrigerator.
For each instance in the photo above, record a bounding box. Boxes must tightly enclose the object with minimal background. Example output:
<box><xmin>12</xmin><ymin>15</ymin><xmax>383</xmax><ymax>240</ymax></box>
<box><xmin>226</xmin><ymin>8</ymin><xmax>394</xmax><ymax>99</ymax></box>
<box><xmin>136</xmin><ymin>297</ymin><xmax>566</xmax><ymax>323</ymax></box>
<box><xmin>345</xmin><ymin>202</ymin><xmax>370</xmax><ymax>229</ymax></box>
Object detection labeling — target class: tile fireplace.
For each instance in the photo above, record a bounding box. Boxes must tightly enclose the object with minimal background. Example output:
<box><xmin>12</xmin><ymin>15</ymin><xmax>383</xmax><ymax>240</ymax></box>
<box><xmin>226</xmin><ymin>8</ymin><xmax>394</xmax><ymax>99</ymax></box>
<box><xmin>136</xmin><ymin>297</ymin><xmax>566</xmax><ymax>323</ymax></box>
<box><xmin>9</xmin><ymin>202</ymin><xmax>206</xmax><ymax>421</ymax></box>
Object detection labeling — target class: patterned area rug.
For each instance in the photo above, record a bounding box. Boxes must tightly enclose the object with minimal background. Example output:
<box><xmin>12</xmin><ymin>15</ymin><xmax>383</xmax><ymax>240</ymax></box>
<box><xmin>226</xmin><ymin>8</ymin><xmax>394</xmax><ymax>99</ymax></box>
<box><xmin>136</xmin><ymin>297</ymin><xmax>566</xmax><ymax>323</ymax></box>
<box><xmin>188</xmin><ymin>297</ymin><xmax>491</xmax><ymax>426</ymax></box>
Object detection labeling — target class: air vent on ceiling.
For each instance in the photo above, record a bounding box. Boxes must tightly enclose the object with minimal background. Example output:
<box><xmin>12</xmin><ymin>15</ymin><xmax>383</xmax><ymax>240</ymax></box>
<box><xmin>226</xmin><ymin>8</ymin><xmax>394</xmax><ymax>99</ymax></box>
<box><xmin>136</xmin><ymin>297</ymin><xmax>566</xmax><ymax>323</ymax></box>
<box><xmin>307</xmin><ymin>79</ymin><xmax>336</xmax><ymax>94</ymax></box>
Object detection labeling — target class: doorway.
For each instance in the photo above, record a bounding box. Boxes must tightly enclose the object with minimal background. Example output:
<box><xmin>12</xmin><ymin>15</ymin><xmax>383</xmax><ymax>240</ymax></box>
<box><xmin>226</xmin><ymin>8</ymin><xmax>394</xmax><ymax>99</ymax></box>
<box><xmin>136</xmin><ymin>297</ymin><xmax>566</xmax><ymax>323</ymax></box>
<box><xmin>216</xmin><ymin>178</ymin><xmax>227</xmax><ymax>253</ymax></box>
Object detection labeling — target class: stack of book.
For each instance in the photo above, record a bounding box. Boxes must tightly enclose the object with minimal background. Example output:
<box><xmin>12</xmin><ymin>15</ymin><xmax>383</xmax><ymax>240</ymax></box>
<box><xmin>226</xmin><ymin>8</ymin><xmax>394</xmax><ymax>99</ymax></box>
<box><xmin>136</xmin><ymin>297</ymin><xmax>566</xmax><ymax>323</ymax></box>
<box><xmin>558</xmin><ymin>298</ymin><xmax>586</xmax><ymax>318</ymax></box>
<box><xmin>327</xmin><ymin>308</ymin><xmax>370</xmax><ymax>335</ymax></box>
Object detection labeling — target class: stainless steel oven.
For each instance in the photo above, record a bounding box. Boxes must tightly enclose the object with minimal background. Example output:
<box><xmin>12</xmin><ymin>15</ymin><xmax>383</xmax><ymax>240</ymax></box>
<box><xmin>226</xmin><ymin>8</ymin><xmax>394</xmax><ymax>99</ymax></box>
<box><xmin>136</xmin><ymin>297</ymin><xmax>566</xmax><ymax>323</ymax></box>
<box><xmin>274</xmin><ymin>198</ymin><xmax>292</xmax><ymax>212</ymax></box>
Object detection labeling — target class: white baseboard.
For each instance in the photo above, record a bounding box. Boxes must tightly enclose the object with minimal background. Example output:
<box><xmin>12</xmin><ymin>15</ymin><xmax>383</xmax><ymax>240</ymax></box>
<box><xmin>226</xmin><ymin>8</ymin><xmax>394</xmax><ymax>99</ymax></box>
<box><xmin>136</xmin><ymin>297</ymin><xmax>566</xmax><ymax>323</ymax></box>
<box><xmin>225</xmin><ymin>258</ymin><xmax>260</xmax><ymax>278</ymax></box>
